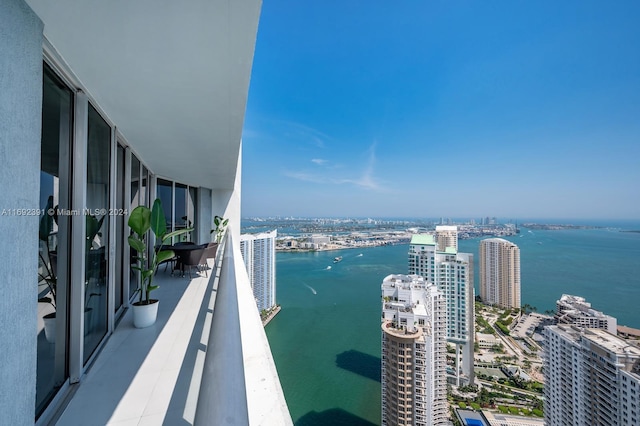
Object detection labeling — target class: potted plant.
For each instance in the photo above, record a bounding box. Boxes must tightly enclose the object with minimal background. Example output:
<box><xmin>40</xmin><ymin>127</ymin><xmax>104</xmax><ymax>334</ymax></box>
<box><xmin>38</xmin><ymin>197</ymin><xmax>107</xmax><ymax>341</ymax></box>
<box><xmin>210</xmin><ymin>215</ymin><xmax>228</xmax><ymax>244</ymax></box>
<box><xmin>128</xmin><ymin>198</ymin><xmax>191</xmax><ymax>328</ymax></box>
<box><xmin>38</xmin><ymin>201</ymin><xmax>57</xmax><ymax>343</ymax></box>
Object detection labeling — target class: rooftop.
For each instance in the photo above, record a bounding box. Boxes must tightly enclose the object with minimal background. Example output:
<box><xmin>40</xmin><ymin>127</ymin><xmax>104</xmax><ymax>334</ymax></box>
<box><xmin>410</xmin><ymin>234</ymin><xmax>436</xmax><ymax>246</ymax></box>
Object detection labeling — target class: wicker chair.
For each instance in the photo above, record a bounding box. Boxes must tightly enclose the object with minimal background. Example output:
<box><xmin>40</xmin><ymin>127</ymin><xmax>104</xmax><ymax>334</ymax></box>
<box><xmin>177</xmin><ymin>247</ymin><xmax>205</xmax><ymax>279</ymax></box>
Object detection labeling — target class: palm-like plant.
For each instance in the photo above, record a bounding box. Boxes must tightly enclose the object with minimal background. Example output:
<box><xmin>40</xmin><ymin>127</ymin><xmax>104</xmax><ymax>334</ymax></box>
<box><xmin>128</xmin><ymin>199</ymin><xmax>191</xmax><ymax>305</ymax></box>
<box><xmin>210</xmin><ymin>215</ymin><xmax>228</xmax><ymax>244</ymax></box>
<box><xmin>38</xmin><ymin>197</ymin><xmax>57</xmax><ymax>309</ymax></box>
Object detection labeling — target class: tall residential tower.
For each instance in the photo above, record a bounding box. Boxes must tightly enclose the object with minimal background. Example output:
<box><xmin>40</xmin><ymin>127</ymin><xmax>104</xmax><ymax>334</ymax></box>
<box><xmin>479</xmin><ymin>238</ymin><xmax>521</xmax><ymax>309</ymax></box>
<box><xmin>240</xmin><ymin>230</ymin><xmax>277</xmax><ymax>312</ymax></box>
<box><xmin>545</xmin><ymin>325</ymin><xmax>640</xmax><ymax>426</ymax></box>
<box><xmin>381</xmin><ymin>274</ymin><xmax>448</xmax><ymax>425</ymax></box>
<box><xmin>408</xmin><ymin>226</ymin><xmax>475</xmax><ymax>385</ymax></box>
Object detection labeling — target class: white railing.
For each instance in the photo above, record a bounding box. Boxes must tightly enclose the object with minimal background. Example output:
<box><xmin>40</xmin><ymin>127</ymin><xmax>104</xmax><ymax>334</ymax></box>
<box><xmin>195</xmin><ymin>227</ymin><xmax>292</xmax><ymax>425</ymax></box>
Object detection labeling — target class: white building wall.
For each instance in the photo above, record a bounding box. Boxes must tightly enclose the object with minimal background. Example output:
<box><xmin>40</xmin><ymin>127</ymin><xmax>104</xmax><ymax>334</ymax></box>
<box><xmin>240</xmin><ymin>230</ymin><xmax>277</xmax><ymax>312</ymax></box>
<box><xmin>620</xmin><ymin>369</ymin><xmax>640</xmax><ymax>425</ymax></box>
<box><xmin>545</xmin><ymin>325</ymin><xmax>640</xmax><ymax>426</ymax></box>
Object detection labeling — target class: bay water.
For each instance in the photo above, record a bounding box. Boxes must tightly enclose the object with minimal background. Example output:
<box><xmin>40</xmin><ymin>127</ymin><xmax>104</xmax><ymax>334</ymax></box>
<box><xmin>265</xmin><ymin>225</ymin><xmax>640</xmax><ymax>425</ymax></box>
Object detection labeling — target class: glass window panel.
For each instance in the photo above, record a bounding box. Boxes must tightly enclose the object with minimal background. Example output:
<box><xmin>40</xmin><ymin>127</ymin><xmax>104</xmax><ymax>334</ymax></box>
<box><xmin>84</xmin><ymin>104</ymin><xmax>110</xmax><ymax>364</ymax></box>
<box><xmin>188</xmin><ymin>187</ymin><xmax>197</xmax><ymax>242</ymax></box>
<box><xmin>141</xmin><ymin>165</ymin><xmax>148</xmax><ymax>207</ymax></box>
<box><xmin>175</xmin><ymin>184</ymin><xmax>188</xmax><ymax>242</ymax></box>
<box><xmin>129</xmin><ymin>155</ymin><xmax>140</xmax><ymax>299</ymax></box>
<box><xmin>157</xmin><ymin>179</ymin><xmax>173</xmax><ymax>234</ymax></box>
<box><xmin>37</xmin><ymin>63</ymin><xmax>72</xmax><ymax>418</ymax></box>
<box><xmin>114</xmin><ymin>144</ymin><xmax>125</xmax><ymax>312</ymax></box>
<box><xmin>130</xmin><ymin>155</ymin><xmax>140</xmax><ymax>209</ymax></box>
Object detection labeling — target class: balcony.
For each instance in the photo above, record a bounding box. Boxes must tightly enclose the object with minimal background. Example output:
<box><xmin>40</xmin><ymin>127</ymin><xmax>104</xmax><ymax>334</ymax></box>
<box><xmin>55</xmin><ymin>232</ymin><xmax>292</xmax><ymax>425</ymax></box>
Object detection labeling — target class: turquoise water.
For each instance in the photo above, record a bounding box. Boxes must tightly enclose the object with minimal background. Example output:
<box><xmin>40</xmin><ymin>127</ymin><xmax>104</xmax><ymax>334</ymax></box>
<box><xmin>266</xmin><ymin>227</ymin><xmax>640</xmax><ymax>425</ymax></box>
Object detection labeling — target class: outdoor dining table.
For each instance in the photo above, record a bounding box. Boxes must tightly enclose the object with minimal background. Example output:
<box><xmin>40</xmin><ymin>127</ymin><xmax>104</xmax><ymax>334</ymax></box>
<box><xmin>157</xmin><ymin>243</ymin><xmax>202</xmax><ymax>276</ymax></box>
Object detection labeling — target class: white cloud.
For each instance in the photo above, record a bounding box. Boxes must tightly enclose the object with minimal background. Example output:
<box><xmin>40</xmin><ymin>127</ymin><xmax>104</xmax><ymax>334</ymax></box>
<box><xmin>285</xmin><ymin>142</ymin><xmax>385</xmax><ymax>191</ymax></box>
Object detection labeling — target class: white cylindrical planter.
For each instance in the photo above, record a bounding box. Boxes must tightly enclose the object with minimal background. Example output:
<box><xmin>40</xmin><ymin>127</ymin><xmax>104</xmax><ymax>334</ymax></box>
<box><xmin>132</xmin><ymin>300</ymin><xmax>159</xmax><ymax>328</ymax></box>
<box><xmin>43</xmin><ymin>313</ymin><xmax>56</xmax><ymax>343</ymax></box>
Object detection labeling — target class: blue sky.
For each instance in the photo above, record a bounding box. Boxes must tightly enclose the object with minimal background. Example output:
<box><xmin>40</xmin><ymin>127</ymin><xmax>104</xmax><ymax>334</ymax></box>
<box><xmin>241</xmin><ymin>1</ymin><xmax>640</xmax><ymax>220</ymax></box>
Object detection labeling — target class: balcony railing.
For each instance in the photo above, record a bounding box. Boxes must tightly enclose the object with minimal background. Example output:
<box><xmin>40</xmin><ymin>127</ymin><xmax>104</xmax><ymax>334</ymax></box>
<box><xmin>195</xmin><ymin>228</ymin><xmax>292</xmax><ymax>425</ymax></box>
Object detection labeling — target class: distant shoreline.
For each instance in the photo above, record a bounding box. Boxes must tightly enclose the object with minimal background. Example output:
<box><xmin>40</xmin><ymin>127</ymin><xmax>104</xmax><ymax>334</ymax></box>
<box><xmin>521</xmin><ymin>223</ymin><xmax>602</xmax><ymax>230</ymax></box>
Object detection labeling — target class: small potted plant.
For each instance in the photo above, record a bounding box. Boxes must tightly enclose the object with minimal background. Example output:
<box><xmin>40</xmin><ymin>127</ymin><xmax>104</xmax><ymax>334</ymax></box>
<box><xmin>210</xmin><ymin>215</ymin><xmax>228</xmax><ymax>244</ymax></box>
<box><xmin>128</xmin><ymin>198</ymin><xmax>191</xmax><ymax>328</ymax></box>
<box><xmin>39</xmin><ymin>195</ymin><xmax>110</xmax><ymax>341</ymax></box>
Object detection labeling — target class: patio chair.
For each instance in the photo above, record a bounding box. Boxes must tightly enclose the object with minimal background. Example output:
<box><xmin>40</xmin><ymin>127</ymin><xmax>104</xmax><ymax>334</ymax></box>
<box><xmin>177</xmin><ymin>247</ymin><xmax>205</xmax><ymax>279</ymax></box>
<box><xmin>199</xmin><ymin>242</ymin><xmax>218</xmax><ymax>277</ymax></box>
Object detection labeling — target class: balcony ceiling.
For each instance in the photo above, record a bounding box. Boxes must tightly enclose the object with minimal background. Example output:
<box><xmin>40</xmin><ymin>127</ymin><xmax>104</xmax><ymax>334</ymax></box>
<box><xmin>27</xmin><ymin>0</ymin><xmax>261</xmax><ymax>190</ymax></box>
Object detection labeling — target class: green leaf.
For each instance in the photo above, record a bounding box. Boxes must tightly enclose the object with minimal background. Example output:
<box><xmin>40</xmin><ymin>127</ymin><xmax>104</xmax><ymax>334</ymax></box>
<box><xmin>86</xmin><ymin>214</ymin><xmax>105</xmax><ymax>243</ymax></box>
<box><xmin>128</xmin><ymin>205</ymin><xmax>151</xmax><ymax>236</ymax></box>
<box><xmin>148</xmin><ymin>285</ymin><xmax>159</xmax><ymax>292</ymax></box>
<box><xmin>142</xmin><ymin>269</ymin><xmax>154</xmax><ymax>280</ymax></box>
<box><xmin>128</xmin><ymin>236</ymin><xmax>146</xmax><ymax>253</ymax></box>
<box><xmin>150</xmin><ymin>199</ymin><xmax>167</xmax><ymax>240</ymax></box>
<box><xmin>156</xmin><ymin>250</ymin><xmax>175</xmax><ymax>265</ymax></box>
<box><xmin>162</xmin><ymin>228</ymin><xmax>193</xmax><ymax>242</ymax></box>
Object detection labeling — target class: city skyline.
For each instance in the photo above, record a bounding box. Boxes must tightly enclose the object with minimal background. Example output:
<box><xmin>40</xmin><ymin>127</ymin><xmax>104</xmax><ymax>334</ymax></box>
<box><xmin>242</xmin><ymin>1</ymin><xmax>640</xmax><ymax>219</ymax></box>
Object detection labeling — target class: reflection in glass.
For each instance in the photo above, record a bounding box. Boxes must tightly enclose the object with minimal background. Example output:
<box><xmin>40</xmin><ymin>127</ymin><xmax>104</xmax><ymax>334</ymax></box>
<box><xmin>188</xmin><ymin>187</ymin><xmax>197</xmax><ymax>242</ymax></box>
<box><xmin>114</xmin><ymin>144</ymin><xmax>125</xmax><ymax>312</ymax></box>
<box><xmin>84</xmin><ymin>104</ymin><xmax>110</xmax><ymax>364</ymax></box>
<box><xmin>141</xmin><ymin>165</ymin><xmax>148</xmax><ymax>207</ymax></box>
<box><xmin>37</xmin><ymin>64</ymin><xmax>72</xmax><ymax>418</ymax></box>
<box><xmin>175</xmin><ymin>184</ymin><xmax>188</xmax><ymax>242</ymax></box>
<box><xmin>155</xmin><ymin>180</ymin><xmax>198</xmax><ymax>243</ymax></box>
<box><xmin>129</xmin><ymin>155</ymin><xmax>140</xmax><ymax>299</ymax></box>
<box><xmin>157</xmin><ymin>178</ymin><xmax>173</xmax><ymax>235</ymax></box>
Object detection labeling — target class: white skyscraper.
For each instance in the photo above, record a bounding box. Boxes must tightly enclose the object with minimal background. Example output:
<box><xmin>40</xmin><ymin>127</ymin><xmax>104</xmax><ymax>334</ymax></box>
<box><xmin>545</xmin><ymin>325</ymin><xmax>640</xmax><ymax>426</ymax></box>
<box><xmin>240</xmin><ymin>230</ymin><xmax>277</xmax><ymax>312</ymax></box>
<box><xmin>381</xmin><ymin>274</ymin><xmax>448</xmax><ymax>426</ymax></box>
<box><xmin>408</xmin><ymin>226</ymin><xmax>475</xmax><ymax>385</ymax></box>
<box><xmin>479</xmin><ymin>238</ymin><xmax>521</xmax><ymax>309</ymax></box>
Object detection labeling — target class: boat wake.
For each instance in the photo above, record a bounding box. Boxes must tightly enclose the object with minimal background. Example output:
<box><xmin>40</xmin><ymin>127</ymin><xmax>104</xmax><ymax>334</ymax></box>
<box><xmin>304</xmin><ymin>283</ymin><xmax>317</xmax><ymax>295</ymax></box>
<box><xmin>356</xmin><ymin>253</ymin><xmax>363</xmax><ymax>257</ymax></box>
<box><xmin>326</xmin><ymin>266</ymin><xmax>332</xmax><ymax>270</ymax></box>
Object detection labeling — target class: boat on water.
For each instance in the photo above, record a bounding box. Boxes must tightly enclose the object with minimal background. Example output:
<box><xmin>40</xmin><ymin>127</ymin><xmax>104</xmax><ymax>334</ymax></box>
<box><xmin>333</xmin><ymin>256</ymin><xmax>343</xmax><ymax>263</ymax></box>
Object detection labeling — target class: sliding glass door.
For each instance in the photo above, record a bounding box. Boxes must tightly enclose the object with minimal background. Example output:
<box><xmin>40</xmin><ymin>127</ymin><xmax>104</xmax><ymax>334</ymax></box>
<box><xmin>84</xmin><ymin>105</ymin><xmax>110</xmax><ymax>364</ymax></box>
<box><xmin>36</xmin><ymin>63</ymin><xmax>73</xmax><ymax>418</ymax></box>
<box><xmin>156</xmin><ymin>179</ymin><xmax>199</xmax><ymax>243</ymax></box>
<box><xmin>114</xmin><ymin>143</ymin><xmax>126</xmax><ymax>313</ymax></box>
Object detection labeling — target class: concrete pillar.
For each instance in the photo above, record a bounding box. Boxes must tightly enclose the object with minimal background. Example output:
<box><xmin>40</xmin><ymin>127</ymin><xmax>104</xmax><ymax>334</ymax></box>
<box><xmin>0</xmin><ymin>0</ymin><xmax>43</xmax><ymax>423</ymax></box>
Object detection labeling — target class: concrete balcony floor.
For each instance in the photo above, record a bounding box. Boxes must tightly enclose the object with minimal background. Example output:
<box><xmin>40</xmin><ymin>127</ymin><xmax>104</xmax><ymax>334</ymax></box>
<box><xmin>57</xmin><ymin>261</ymin><xmax>219</xmax><ymax>425</ymax></box>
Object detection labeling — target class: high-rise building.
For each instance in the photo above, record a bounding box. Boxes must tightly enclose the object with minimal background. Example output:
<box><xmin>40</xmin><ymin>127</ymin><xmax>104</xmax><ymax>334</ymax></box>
<box><xmin>479</xmin><ymin>238</ymin><xmax>521</xmax><ymax>309</ymax></box>
<box><xmin>544</xmin><ymin>325</ymin><xmax>640</xmax><ymax>426</ymax></box>
<box><xmin>381</xmin><ymin>274</ymin><xmax>448</xmax><ymax>426</ymax></box>
<box><xmin>435</xmin><ymin>225</ymin><xmax>458</xmax><ymax>252</ymax></box>
<box><xmin>408</xmin><ymin>226</ymin><xmax>475</xmax><ymax>385</ymax></box>
<box><xmin>240</xmin><ymin>230</ymin><xmax>277</xmax><ymax>312</ymax></box>
<box><xmin>555</xmin><ymin>294</ymin><xmax>618</xmax><ymax>334</ymax></box>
